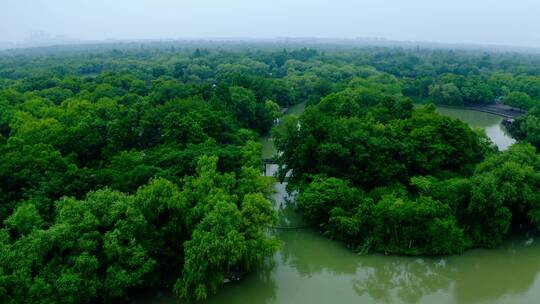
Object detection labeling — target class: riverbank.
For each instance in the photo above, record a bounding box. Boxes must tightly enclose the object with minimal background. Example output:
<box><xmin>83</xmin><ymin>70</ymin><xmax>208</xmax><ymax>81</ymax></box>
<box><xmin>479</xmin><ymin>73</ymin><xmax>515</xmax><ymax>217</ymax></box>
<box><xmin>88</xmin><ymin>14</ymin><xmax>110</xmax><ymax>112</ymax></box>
<box><xmin>413</xmin><ymin>98</ymin><xmax>527</xmax><ymax>118</ymax></box>
<box><xmin>461</xmin><ymin>103</ymin><xmax>525</xmax><ymax>118</ymax></box>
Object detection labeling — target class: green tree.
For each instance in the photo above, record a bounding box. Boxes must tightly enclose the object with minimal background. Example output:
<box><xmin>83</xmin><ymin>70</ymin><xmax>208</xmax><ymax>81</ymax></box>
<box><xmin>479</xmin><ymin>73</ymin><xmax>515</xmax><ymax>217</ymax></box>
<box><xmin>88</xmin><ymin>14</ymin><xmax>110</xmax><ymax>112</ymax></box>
<box><xmin>429</xmin><ymin>83</ymin><xmax>464</xmax><ymax>106</ymax></box>
<box><xmin>509</xmin><ymin>107</ymin><xmax>540</xmax><ymax>150</ymax></box>
<box><xmin>503</xmin><ymin>92</ymin><xmax>536</xmax><ymax>109</ymax></box>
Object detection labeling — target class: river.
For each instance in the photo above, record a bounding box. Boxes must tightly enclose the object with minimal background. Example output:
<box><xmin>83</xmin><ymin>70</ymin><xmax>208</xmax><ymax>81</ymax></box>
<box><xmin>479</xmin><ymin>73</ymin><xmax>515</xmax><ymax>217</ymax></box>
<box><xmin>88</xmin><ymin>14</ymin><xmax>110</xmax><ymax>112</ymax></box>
<box><xmin>139</xmin><ymin>104</ymin><xmax>536</xmax><ymax>304</ymax></box>
<box><xmin>434</xmin><ymin>106</ymin><xmax>516</xmax><ymax>150</ymax></box>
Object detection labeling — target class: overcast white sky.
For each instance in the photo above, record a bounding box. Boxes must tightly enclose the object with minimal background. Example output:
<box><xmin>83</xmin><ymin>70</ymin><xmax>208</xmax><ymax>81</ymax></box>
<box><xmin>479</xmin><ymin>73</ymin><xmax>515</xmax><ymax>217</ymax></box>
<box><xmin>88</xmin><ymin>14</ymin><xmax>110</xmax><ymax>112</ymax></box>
<box><xmin>1</xmin><ymin>0</ymin><xmax>540</xmax><ymax>47</ymax></box>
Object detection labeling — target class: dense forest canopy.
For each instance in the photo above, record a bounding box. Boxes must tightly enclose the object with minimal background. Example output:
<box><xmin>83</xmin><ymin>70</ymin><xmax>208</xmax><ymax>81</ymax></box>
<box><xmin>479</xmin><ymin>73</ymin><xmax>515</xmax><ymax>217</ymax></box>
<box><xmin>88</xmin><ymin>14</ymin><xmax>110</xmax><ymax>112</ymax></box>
<box><xmin>1</xmin><ymin>42</ymin><xmax>540</xmax><ymax>302</ymax></box>
<box><xmin>275</xmin><ymin>91</ymin><xmax>540</xmax><ymax>255</ymax></box>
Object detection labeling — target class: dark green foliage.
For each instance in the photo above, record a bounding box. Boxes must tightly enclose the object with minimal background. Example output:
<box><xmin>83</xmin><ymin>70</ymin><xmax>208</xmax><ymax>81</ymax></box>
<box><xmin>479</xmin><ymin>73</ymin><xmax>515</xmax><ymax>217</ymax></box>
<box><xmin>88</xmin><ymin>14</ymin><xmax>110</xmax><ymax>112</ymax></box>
<box><xmin>293</xmin><ymin>143</ymin><xmax>540</xmax><ymax>255</ymax></box>
<box><xmin>390</xmin><ymin>107</ymin><xmax>489</xmax><ymax>177</ymax></box>
<box><xmin>0</xmin><ymin>45</ymin><xmax>290</xmax><ymax>302</ymax></box>
<box><xmin>429</xmin><ymin>83</ymin><xmax>464</xmax><ymax>106</ymax></box>
<box><xmin>503</xmin><ymin>91</ymin><xmax>536</xmax><ymax>109</ymax></box>
<box><xmin>297</xmin><ymin>177</ymin><xmax>467</xmax><ymax>256</ymax></box>
<box><xmin>3</xmin><ymin>42</ymin><xmax>540</xmax><ymax>301</ymax></box>
<box><xmin>274</xmin><ymin>86</ymin><xmax>490</xmax><ymax>190</ymax></box>
<box><xmin>296</xmin><ymin>176</ymin><xmax>362</xmax><ymax>223</ymax></box>
<box><xmin>509</xmin><ymin>107</ymin><xmax>540</xmax><ymax>149</ymax></box>
<box><xmin>273</xmin><ymin>53</ymin><xmax>540</xmax><ymax>256</ymax></box>
<box><xmin>362</xmin><ymin>195</ymin><xmax>467</xmax><ymax>255</ymax></box>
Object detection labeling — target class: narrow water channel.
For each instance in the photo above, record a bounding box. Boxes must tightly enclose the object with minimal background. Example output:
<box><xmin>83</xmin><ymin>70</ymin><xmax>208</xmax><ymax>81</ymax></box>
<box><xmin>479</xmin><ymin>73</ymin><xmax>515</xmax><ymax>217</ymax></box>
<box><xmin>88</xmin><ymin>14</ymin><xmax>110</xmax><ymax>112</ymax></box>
<box><xmin>139</xmin><ymin>103</ymin><xmax>536</xmax><ymax>304</ymax></box>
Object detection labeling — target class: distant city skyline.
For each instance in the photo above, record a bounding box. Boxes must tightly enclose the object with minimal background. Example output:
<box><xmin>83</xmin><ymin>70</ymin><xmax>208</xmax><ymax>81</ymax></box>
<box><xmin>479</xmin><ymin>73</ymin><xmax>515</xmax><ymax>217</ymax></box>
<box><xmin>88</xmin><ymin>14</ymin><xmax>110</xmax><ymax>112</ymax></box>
<box><xmin>2</xmin><ymin>0</ymin><xmax>540</xmax><ymax>48</ymax></box>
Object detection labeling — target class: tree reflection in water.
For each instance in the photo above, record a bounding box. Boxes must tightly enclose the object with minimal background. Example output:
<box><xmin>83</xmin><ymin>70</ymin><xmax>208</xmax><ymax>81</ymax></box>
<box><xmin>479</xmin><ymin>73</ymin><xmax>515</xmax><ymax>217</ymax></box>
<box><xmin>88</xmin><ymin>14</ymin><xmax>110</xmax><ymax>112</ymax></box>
<box><xmin>352</xmin><ymin>237</ymin><xmax>540</xmax><ymax>303</ymax></box>
<box><xmin>450</xmin><ymin>237</ymin><xmax>540</xmax><ymax>303</ymax></box>
<box><xmin>202</xmin><ymin>256</ymin><xmax>279</xmax><ymax>304</ymax></box>
<box><xmin>134</xmin><ymin>232</ymin><xmax>540</xmax><ymax>304</ymax></box>
<box><xmin>353</xmin><ymin>257</ymin><xmax>452</xmax><ymax>303</ymax></box>
<box><xmin>270</xmin><ymin>172</ymin><xmax>540</xmax><ymax>304</ymax></box>
<box><xmin>277</xmin><ymin>229</ymin><xmax>361</xmax><ymax>277</ymax></box>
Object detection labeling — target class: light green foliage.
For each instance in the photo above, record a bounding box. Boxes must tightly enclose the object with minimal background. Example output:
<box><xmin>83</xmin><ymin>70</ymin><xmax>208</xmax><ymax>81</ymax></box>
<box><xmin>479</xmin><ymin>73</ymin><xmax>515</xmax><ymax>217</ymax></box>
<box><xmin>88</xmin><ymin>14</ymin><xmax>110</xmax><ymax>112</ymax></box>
<box><xmin>174</xmin><ymin>155</ymin><xmax>278</xmax><ymax>300</ymax></box>
<box><xmin>240</xmin><ymin>193</ymin><xmax>280</xmax><ymax>269</ymax></box>
<box><xmin>176</xmin><ymin>201</ymin><xmax>246</xmax><ymax>300</ymax></box>
<box><xmin>4</xmin><ymin>203</ymin><xmax>43</xmax><ymax>236</ymax></box>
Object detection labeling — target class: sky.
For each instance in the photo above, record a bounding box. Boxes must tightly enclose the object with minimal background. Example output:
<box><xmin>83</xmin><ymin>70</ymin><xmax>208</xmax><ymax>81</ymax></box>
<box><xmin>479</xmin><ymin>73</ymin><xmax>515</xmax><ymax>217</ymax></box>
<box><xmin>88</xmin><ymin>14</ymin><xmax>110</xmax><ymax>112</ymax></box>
<box><xmin>1</xmin><ymin>0</ymin><xmax>540</xmax><ymax>48</ymax></box>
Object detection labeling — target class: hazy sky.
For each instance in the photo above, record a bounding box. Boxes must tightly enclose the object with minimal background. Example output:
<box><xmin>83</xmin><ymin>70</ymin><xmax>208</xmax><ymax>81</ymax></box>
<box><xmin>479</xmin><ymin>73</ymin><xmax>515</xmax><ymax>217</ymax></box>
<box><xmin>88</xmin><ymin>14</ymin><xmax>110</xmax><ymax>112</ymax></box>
<box><xmin>2</xmin><ymin>0</ymin><xmax>540</xmax><ymax>47</ymax></box>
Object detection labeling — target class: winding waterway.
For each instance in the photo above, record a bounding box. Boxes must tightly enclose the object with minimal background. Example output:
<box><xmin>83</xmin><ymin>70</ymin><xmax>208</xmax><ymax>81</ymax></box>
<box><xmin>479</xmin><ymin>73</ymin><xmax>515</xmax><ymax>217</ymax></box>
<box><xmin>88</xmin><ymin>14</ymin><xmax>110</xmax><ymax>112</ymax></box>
<box><xmin>139</xmin><ymin>103</ymin><xmax>538</xmax><ymax>304</ymax></box>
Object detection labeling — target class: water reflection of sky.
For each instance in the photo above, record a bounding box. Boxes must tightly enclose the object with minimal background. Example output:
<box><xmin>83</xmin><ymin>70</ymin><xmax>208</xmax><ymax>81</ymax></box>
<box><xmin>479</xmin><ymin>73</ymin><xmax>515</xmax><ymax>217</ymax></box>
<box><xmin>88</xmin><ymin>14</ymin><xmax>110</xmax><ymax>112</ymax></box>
<box><xmin>484</xmin><ymin>124</ymin><xmax>515</xmax><ymax>150</ymax></box>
